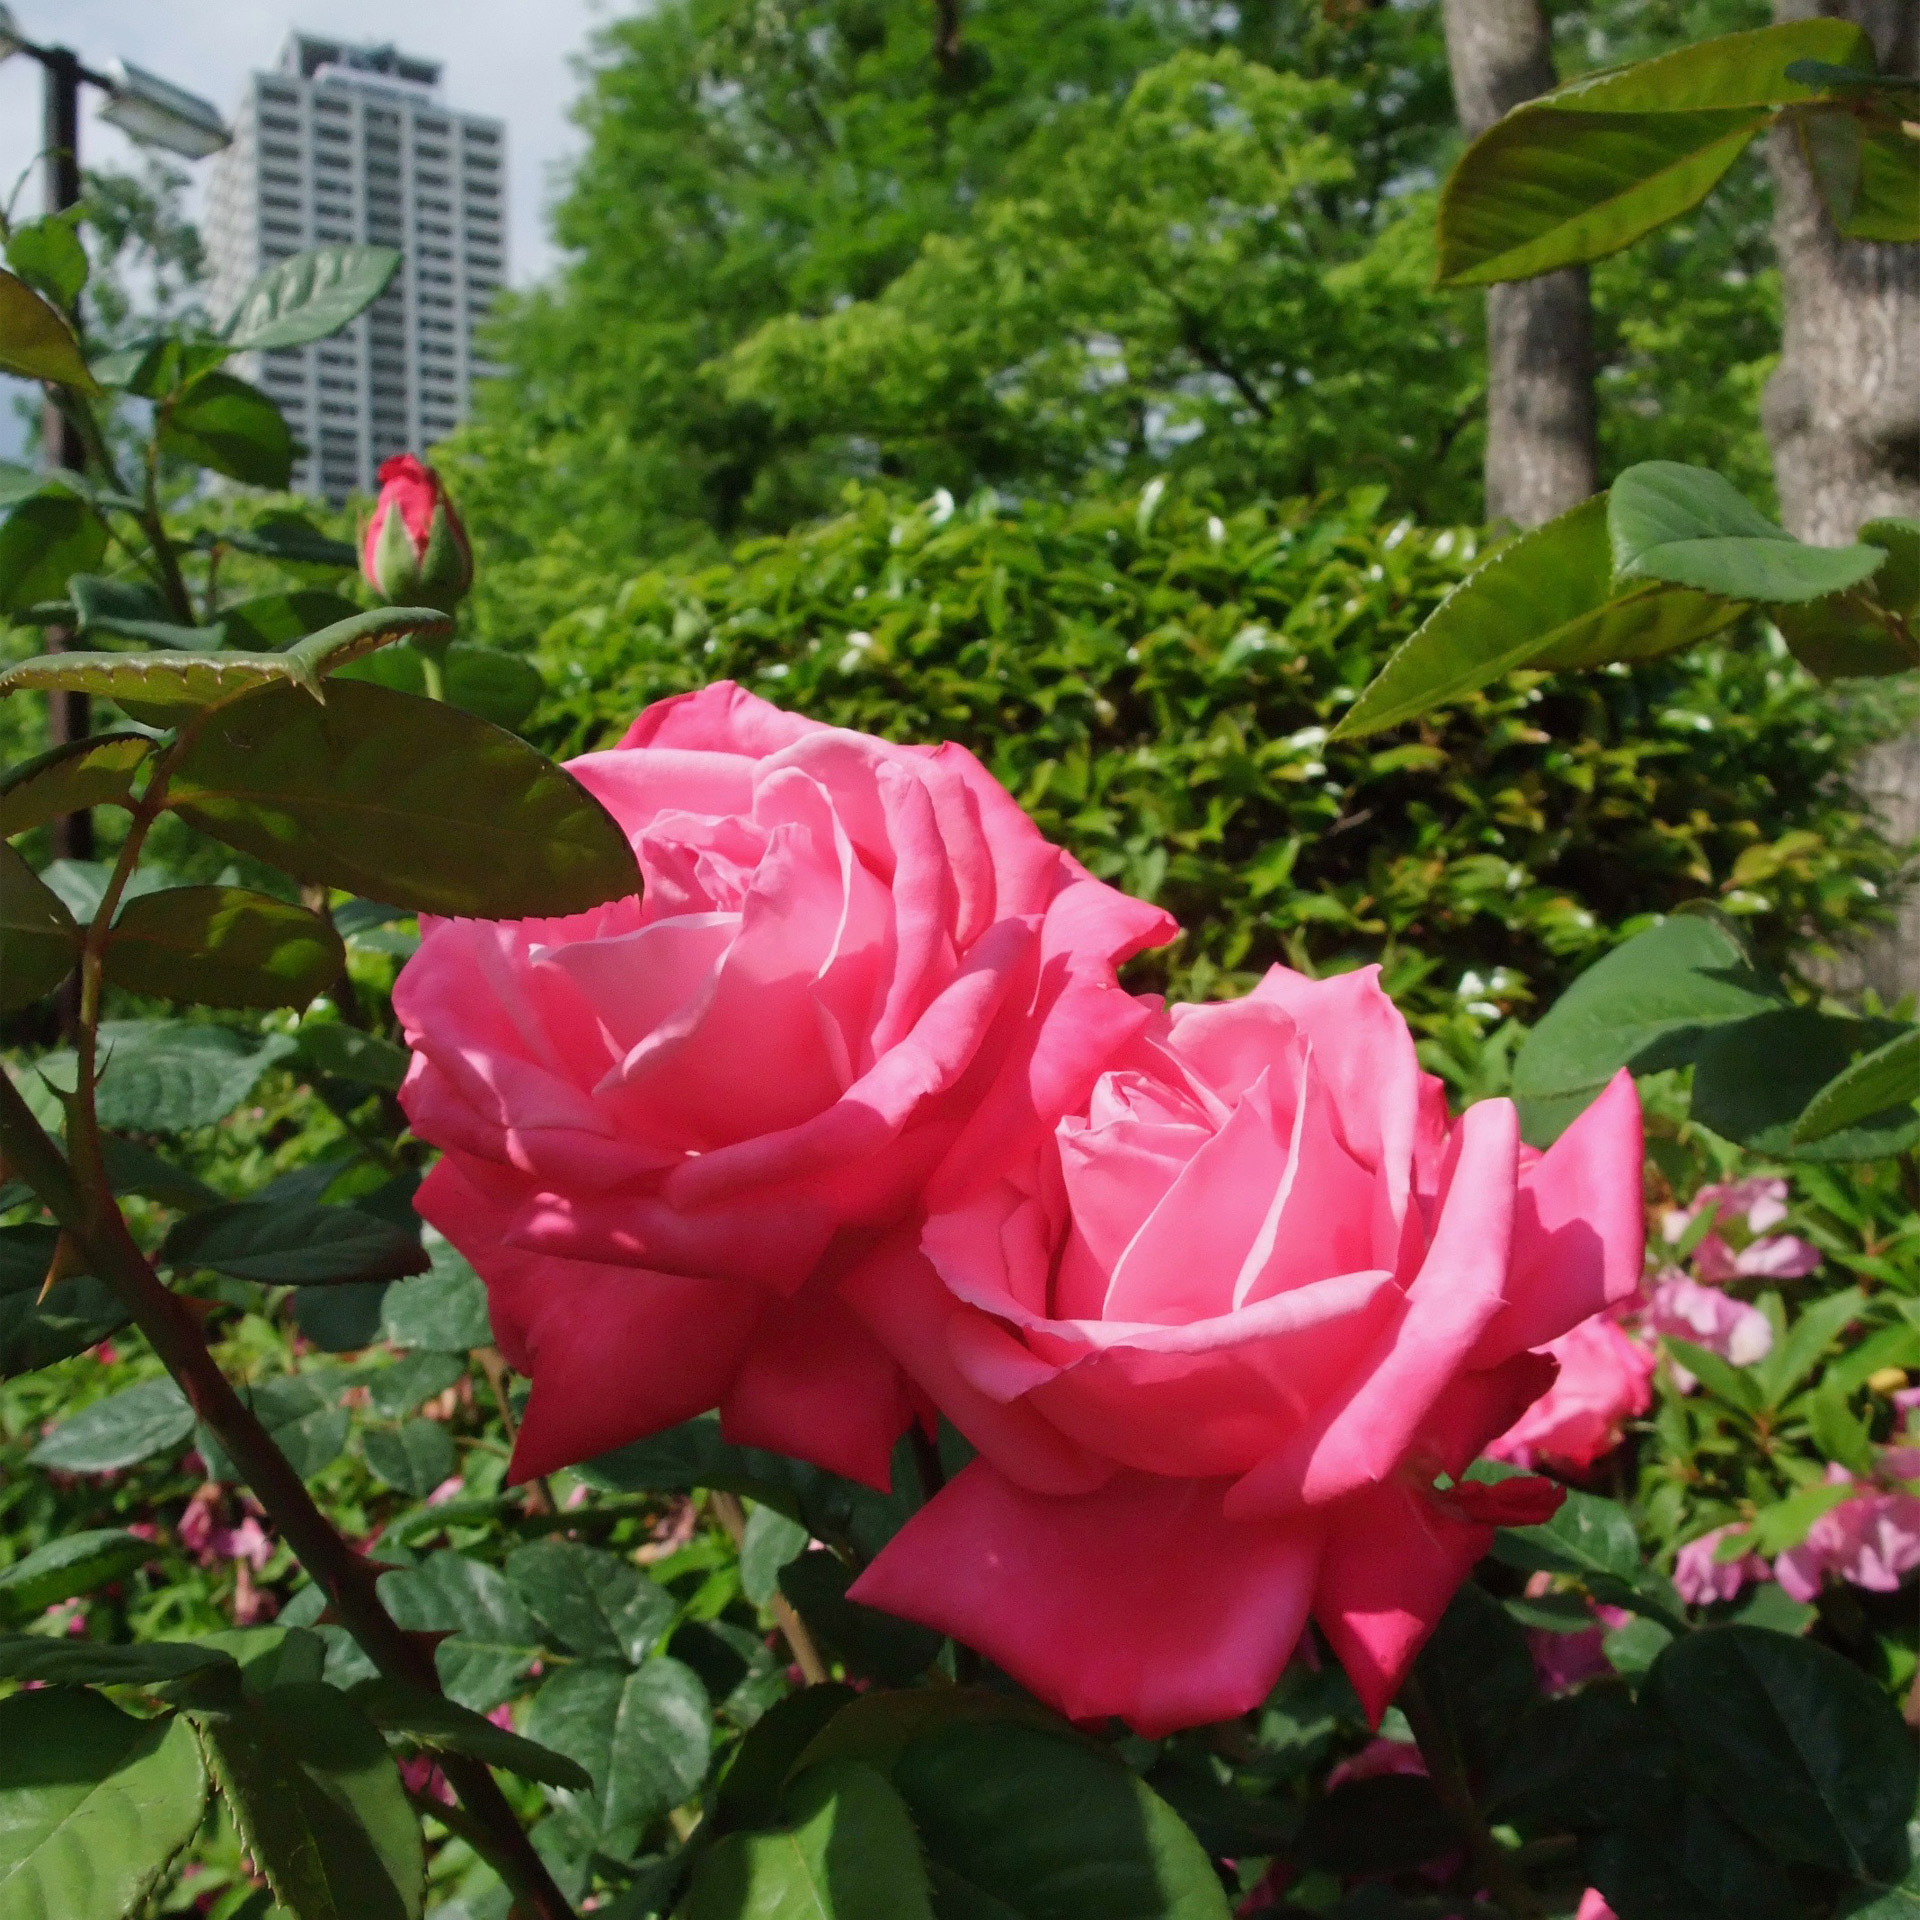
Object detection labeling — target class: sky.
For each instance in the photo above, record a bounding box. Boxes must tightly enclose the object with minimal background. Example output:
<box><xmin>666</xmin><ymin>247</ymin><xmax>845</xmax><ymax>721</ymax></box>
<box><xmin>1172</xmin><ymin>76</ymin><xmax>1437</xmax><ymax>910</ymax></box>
<box><xmin>0</xmin><ymin>0</ymin><xmax>616</xmax><ymax>289</ymax></box>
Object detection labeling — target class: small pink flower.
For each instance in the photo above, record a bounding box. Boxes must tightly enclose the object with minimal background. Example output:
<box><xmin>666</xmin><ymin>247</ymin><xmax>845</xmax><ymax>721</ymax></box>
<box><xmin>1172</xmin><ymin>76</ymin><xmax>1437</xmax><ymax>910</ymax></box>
<box><xmin>1644</xmin><ymin>1274</ymin><xmax>1772</xmax><ymax>1389</ymax></box>
<box><xmin>1673</xmin><ymin>1526</ymin><xmax>1770</xmax><ymax>1607</ymax></box>
<box><xmin>1693</xmin><ymin>1232</ymin><xmax>1822</xmax><ymax>1283</ymax></box>
<box><xmin>426</xmin><ymin>1475</ymin><xmax>466</xmax><ymax>1507</ymax></box>
<box><xmin>1529</xmin><ymin>1624</ymin><xmax>1610</xmax><ymax>1693</ymax></box>
<box><xmin>1775</xmin><ymin>1457</ymin><xmax>1920</xmax><ymax>1602</ymax></box>
<box><xmin>214</xmin><ymin>1517</ymin><xmax>274</xmax><ymax>1573</ymax></box>
<box><xmin>1578</xmin><ymin>1893</ymin><xmax>1620</xmax><ymax>1920</ymax></box>
<box><xmin>1326</xmin><ymin>1736</ymin><xmax>1426</xmax><ymax>1792</ymax></box>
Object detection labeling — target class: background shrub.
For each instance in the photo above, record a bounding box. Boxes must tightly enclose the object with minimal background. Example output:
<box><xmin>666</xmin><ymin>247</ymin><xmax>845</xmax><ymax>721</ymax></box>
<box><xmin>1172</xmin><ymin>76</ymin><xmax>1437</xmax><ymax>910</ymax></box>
<box><xmin>530</xmin><ymin>480</ymin><xmax>1908</xmax><ymax>1036</ymax></box>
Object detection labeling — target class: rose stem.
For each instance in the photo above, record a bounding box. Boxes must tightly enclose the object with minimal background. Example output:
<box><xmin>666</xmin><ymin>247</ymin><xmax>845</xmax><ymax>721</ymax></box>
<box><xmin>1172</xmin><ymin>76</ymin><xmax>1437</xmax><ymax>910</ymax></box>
<box><xmin>706</xmin><ymin>1489</ymin><xmax>830</xmax><ymax>1684</ymax></box>
<box><xmin>1400</xmin><ymin>1670</ymin><xmax>1543</xmax><ymax>1919</ymax></box>
<box><xmin>0</xmin><ymin>1059</ymin><xmax>578</xmax><ymax>1920</ymax></box>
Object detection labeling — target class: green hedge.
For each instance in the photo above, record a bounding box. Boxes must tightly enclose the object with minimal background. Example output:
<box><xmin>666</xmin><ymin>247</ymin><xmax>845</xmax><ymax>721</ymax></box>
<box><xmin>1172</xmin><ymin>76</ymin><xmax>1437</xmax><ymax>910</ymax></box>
<box><xmin>531</xmin><ymin>481</ymin><xmax>1904</xmax><ymax>1027</ymax></box>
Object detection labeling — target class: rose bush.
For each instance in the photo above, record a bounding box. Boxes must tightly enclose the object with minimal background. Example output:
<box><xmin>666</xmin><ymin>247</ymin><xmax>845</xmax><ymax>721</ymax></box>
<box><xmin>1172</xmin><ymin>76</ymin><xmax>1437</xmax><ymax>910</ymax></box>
<box><xmin>842</xmin><ymin>965</ymin><xmax>1644</xmax><ymax>1732</ymax></box>
<box><xmin>394</xmin><ymin>681</ymin><xmax>1174</xmax><ymax>1484</ymax></box>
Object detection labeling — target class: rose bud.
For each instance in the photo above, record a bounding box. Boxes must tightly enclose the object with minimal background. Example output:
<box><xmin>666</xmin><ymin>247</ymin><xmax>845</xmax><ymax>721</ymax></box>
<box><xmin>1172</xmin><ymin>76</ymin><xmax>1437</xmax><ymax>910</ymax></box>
<box><xmin>842</xmin><ymin>973</ymin><xmax>1644</xmax><ymax>1735</ymax></box>
<box><xmin>362</xmin><ymin>453</ymin><xmax>472</xmax><ymax>614</ymax></box>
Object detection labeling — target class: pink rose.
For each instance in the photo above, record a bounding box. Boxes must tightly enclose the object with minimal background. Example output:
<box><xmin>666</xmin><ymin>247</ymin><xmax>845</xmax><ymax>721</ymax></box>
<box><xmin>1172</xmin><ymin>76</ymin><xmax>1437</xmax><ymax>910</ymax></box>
<box><xmin>396</xmin><ymin>684</ymin><xmax>1173</xmax><ymax>1484</ymax></box>
<box><xmin>1672</xmin><ymin>1525</ymin><xmax>1770</xmax><ymax>1607</ymax></box>
<box><xmin>842</xmin><ymin>967</ymin><xmax>1644</xmax><ymax>1733</ymax></box>
<box><xmin>1644</xmin><ymin>1274</ymin><xmax>1772</xmax><ymax>1389</ymax></box>
<box><xmin>1487</xmin><ymin>1315</ymin><xmax>1655</xmax><ymax>1472</ymax></box>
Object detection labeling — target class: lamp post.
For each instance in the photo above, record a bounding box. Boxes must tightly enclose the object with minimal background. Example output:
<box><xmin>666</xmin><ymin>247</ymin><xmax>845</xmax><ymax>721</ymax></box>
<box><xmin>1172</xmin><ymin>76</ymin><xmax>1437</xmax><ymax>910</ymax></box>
<box><xmin>0</xmin><ymin>7</ymin><xmax>229</xmax><ymax>862</ymax></box>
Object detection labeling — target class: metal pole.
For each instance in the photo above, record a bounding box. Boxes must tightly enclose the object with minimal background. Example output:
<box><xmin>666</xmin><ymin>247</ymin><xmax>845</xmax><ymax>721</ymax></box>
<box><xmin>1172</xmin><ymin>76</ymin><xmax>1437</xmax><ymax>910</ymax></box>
<box><xmin>42</xmin><ymin>45</ymin><xmax>92</xmax><ymax>863</ymax></box>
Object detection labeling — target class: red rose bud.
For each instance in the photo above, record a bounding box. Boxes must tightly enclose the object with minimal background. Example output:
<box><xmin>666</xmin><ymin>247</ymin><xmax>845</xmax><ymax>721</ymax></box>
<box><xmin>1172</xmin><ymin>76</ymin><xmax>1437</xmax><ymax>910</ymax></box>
<box><xmin>362</xmin><ymin>453</ymin><xmax>472</xmax><ymax>614</ymax></box>
<box><xmin>1445</xmin><ymin>1474</ymin><xmax>1567</xmax><ymax>1528</ymax></box>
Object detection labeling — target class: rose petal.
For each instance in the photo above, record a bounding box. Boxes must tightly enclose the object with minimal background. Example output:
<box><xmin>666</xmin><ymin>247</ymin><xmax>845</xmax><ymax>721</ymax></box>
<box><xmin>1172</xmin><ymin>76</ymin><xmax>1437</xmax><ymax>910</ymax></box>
<box><xmin>849</xmin><ymin>1459</ymin><xmax>1322</xmax><ymax>1737</ymax></box>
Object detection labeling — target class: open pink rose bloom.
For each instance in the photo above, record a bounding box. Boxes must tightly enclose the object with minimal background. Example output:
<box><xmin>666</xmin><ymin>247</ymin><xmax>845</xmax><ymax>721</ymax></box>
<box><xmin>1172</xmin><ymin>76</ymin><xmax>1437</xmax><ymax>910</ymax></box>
<box><xmin>396</xmin><ymin>685</ymin><xmax>1647</xmax><ymax>1736</ymax></box>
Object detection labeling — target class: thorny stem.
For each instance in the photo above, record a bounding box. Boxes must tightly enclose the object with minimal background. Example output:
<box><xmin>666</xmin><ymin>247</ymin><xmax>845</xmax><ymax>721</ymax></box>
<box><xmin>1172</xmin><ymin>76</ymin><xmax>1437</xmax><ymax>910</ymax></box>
<box><xmin>475</xmin><ymin>1344</ymin><xmax>553</xmax><ymax>1515</ymax></box>
<box><xmin>140</xmin><ymin>433</ymin><xmax>197</xmax><ymax>624</ymax></box>
<box><xmin>0</xmin><ymin>746</ymin><xmax>577</xmax><ymax>1920</ymax></box>
<box><xmin>707</xmin><ymin>1490</ymin><xmax>830</xmax><ymax>1685</ymax></box>
<box><xmin>1400</xmin><ymin>1672</ymin><xmax>1543</xmax><ymax>1920</ymax></box>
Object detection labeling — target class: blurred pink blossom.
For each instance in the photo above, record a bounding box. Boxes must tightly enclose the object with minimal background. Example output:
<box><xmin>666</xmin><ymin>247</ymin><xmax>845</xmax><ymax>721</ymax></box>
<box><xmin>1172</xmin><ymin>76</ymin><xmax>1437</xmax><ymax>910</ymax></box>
<box><xmin>1692</xmin><ymin>1231</ymin><xmax>1823</xmax><ymax>1284</ymax></box>
<box><xmin>1578</xmin><ymin>1893</ymin><xmax>1620</xmax><ymax>1920</ymax></box>
<box><xmin>1489</xmin><ymin>1316</ymin><xmax>1655</xmax><ymax>1472</ymax></box>
<box><xmin>1326</xmin><ymin>1736</ymin><xmax>1425</xmax><ymax>1792</ymax></box>
<box><xmin>1644</xmin><ymin>1274</ymin><xmax>1772</xmax><ymax>1389</ymax></box>
<box><xmin>1673</xmin><ymin>1526</ymin><xmax>1771</xmax><ymax>1606</ymax></box>
<box><xmin>1775</xmin><ymin>1458</ymin><xmax>1920</xmax><ymax>1603</ymax></box>
<box><xmin>426</xmin><ymin>1476</ymin><xmax>466</xmax><ymax>1507</ymax></box>
<box><xmin>1529</xmin><ymin>1624</ymin><xmax>1610</xmax><ymax>1693</ymax></box>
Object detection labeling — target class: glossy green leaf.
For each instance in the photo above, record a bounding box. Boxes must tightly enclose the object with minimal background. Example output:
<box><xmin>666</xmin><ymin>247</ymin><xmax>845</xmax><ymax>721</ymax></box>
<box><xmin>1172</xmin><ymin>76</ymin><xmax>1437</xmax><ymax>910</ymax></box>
<box><xmin>162</xmin><ymin>371</ymin><xmax>295</xmax><ymax>490</ymax></box>
<box><xmin>741</xmin><ymin>1504</ymin><xmax>811</xmax><ymax>1608</ymax></box>
<box><xmin>1809</xmin><ymin>1371</ymin><xmax>1876</xmax><ymax>1475</ymax></box>
<box><xmin>1410</xmin><ymin>1583</ymin><xmax>1540</xmax><ymax>1780</ymax></box>
<box><xmin>1840</xmin><ymin>1867</ymin><xmax>1920</xmax><ymax>1918</ymax></box>
<box><xmin>1511</xmin><ymin>911</ymin><xmax>1785</xmax><ymax>1144</ymax></box>
<box><xmin>786</xmin><ymin>1687</ymin><xmax>1052</xmax><ymax>1782</ymax></box>
<box><xmin>91</xmin><ymin>1020</ymin><xmax>297</xmax><ymax>1133</ymax></box>
<box><xmin>89</xmin><ymin>334</ymin><xmax>230</xmax><ymax>402</ymax></box>
<box><xmin>193</xmin><ymin>1624</ymin><xmax>329</xmax><ymax>1697</ymax></box>
<box><xmin>378</xmin><ymin>1552</ymin><xmax>543</xmax><ymax>1712</ymax></box>
<box><xmin>225</xmin><ymin>245</ymin><xmax>402</xmax><ymax>352</ymax></box>
<box><xmin>365</xmin><ymin>1351</ymin><xmax>465</xmax><ymax>1420</ymax></box>
<box><xmin>30</xmin><ymin>1377</ymin><xmax>195</xmax><ymax>1473</ymax></box>
<box><xmin>0</xmin><ymin>1224</ymin><xmax>129</xmax><ymax>1380</ymax></box>
<box><xmin>1489</xmin><ymin>1690</ymin><xmax>1678</xmax><ymax>1832</ymax></box>
<box><xmin>715</xmin><ymin>1684</ymin><xmax>861</xmax><ymax>1831</ymax></box>
<box><xmin>1753</xmin><ymin>1287</ymin><xmax>1867</xmax><ymax>1409</ymax></box>
<box><xmin>0</xmin><ymin>845</ymin><xmax>79</xmax><ymax>1012</ymax></box>
<box><xmin>162</xmin><ymin>1198</ymin><xmax>427</xmax><ymax>1287</ymax></box>
<box><xmin>361</xmin><ymin>1419</ymin><xmax>456</xmax><ymax>1498</ymax></box>
<box><xmin>780</xmin><ymin>1551</ymin><xmax>944</xmax><ymax>1686</ymax></box>
<box><xmin>198</xmin><ymin>1373</ymin><xmax>350</xmax><ymax>1483</ymax></box>
<box><xmin>1838</xmin><ymin>121</ymin><xmax>1920</xmax><ymax>242</ymax></box>
<box><xmin>1438</xmin><ymin>107</ymin><xmax>1766</xmax><ymax>287</ymax></box>
<box><xmin>0</xmin><ymin>491</ymin><xmax>108</xmax><ymax>615</ymax></box>
<box><xmin>104</xmin><ymin>886</ymin><xmax>345</xmax><ymax>1011</ymax></box>
<box><xmin>335</xmin><ymin>642</ymin><xmax>546</xmax><ymax>731</ymax></box>
<box><xmin>166</xmin><ymin>678</ymin><xmax>642</xmax><ymax>919</ymax></box>
<box><xmin>5</xmin><ymin>216</ymin><xmax>89</xmax><ymax>309</ymax></box>
<box><xmin>1435</xmin><ymin>20</ymin><xmax>1870</xmax><ymax>285</ymax></box>
<box><xmin>194</xmin><ymin>1683</ymin><xmax>424</xmax><ymax>1920</ymax></box>
<box><xmin>0</xmin><ymin>1529</ymin><xmax>154</xmax><ymax>1616</ymax></box>
<box><xmin>70</xmin><ymin>573</ymin><xmax>218</xmax><ymax>650</ymax></box>
<box><xmin>0</xmin><ymin>1693</ymin><xmax>206</xmax><ymax>1918</ymax></box>
<box><xmin>1691</xmin><ymin>1009</ymin><xmax>1920</xmax><ymax>1160</ymax></box>
<box><xmin>1773</xmin><ymin>591</ymin><xmax>1920</xmax><ymax>680</ymax></box>
<box><xmin>1610</xmin><ymin>461</ymin><xmax>1887</xmax><ymax>603</ymax></box>
<box><xmin>1585</xmin><ymin>1792</ymin><xmax>1805</xmax><ymax>1920</ymax></box>
<box><xmin>506</xmin><ymin>1541</ymin><xmax>674</xmax><ymax>1667</ymax></box>
<box><xmin>1331</xmin><ymin>495</ymin><xmax>1737</xmax><ymax>739</ymax></box>
<box><xmin>0</xmin><ymin>1636</ymin><xmax>233</xmax><ymax>1687</ymax></box>
<box><xmin>296</xmin><ymin>1020</ymin><xmax>411</xmax><ymax>1092</ymax></box>
<box><xmin>0</xmin><ymin>607</ymin><xmax>447</xmax><ymax>715</ymax></box>
<box><xmin>0</xmin><ymin>734</ymin><xmax>152</xmax><ymax>837</ymax></box>
<box><xmin>217</xmin><ymin>590</ymin><xmax>363</xmax><ymax>651</ymax></box>
<box><xmin>346</xmin><ymin>1676</ymin><xmax>592</xmax><ymax>1791</ymax></box>
<box><xmin>681</xmin><ymin>1759</ymin><xmax>934</xmax><ymax>1920</ymax></box>
<box><xmin>1791</xmin><ymin>1026</ymin><xmax>1920</xmax><ymax>1145</ymax></box>
<box><xmin>1652</xmin><ymin>1626</ymin><xmax>1917</xmax><ymax>1882</ymax></box>
<box><xmin>0</xmin><ymin>268</ymin><xmax>102</xmax><ymax>391</ymax></box>
<box><xmin>380</xmin><ymin>1243</ymin><xmax>491</xmax><ymax>1353</ymax></box>
<box><xmin>521</xmin><ymin>1658</ymin><xmax>712</xmax><ymax>1854</ymax></box>
<box><xmin>215</xmin><ymin>512</ymin><xmax>358</xmax><ymax>570</ymax></box>
<box><xmin>99</xmin><ymin>1132</ymin><xmax>222</xmax><ymax>1212</ymax></box>
<box><xmin>893</xmin><ymin>1721</ymin><xmax>1233</xmax><ymax>1920</ymax></box>
<box><xmin>1857</xmin><ymin>517</ymin><xmax>1920</xmax><ymax>616</ymax></box>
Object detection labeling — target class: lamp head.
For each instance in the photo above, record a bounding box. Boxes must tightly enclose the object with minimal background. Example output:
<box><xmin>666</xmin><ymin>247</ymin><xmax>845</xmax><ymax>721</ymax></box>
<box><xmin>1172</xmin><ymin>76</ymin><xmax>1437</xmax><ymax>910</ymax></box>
<box><xmin>98</xmin><ymin>59</ymin><xmax>230</xmax><ymax>159</ymax></box>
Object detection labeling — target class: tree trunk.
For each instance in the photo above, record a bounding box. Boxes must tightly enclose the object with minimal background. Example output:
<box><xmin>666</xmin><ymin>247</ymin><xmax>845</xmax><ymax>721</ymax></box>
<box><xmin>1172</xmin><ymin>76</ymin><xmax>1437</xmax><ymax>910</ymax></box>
<box><xmin>1441</xmin><ymin>0</ymin><xmax>1599</xmax><ymax>528</ymax></box>
<box><xmin>1764</xmin><ymin>0</ymin><xmax>1920</xmax><ymax>1003</ymax></box>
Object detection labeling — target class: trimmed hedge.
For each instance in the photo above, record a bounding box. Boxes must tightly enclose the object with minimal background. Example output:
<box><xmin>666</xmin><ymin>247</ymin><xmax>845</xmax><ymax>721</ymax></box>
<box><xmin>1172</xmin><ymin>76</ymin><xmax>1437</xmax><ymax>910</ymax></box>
<box><xmin>530</xmin><ymin>481</ymin><xmax>1904</xmax><ymax>1028</ymax></box>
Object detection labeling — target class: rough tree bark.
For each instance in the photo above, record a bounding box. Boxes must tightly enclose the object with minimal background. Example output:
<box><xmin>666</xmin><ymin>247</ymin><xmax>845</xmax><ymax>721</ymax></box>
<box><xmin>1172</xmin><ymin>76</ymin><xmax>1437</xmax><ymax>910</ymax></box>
<box><xmin>1765</xmin><ymin>0</ymin><xmax>1920</xmax><ymax>1002</ymax></box>
<box><xmin>1441</xmin><ymin>0</ymin><xmax>1599</xmax><ymax>528</ymax></box>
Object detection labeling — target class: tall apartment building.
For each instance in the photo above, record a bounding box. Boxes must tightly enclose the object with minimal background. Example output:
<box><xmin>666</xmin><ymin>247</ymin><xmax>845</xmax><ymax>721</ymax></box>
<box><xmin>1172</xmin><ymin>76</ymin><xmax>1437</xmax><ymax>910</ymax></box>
<box><xmin>205</xmin><ymin>35</ymin><xmax>507</xmax><ymax>503</ymax></box>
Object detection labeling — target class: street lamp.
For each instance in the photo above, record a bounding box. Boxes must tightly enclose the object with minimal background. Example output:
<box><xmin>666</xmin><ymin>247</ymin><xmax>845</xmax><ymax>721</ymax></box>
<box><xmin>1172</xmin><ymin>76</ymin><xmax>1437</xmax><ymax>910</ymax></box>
<box><xmin>0</xmin><ymin>7</ymin><xmax>230</xmax><ymax>861</ymax></box>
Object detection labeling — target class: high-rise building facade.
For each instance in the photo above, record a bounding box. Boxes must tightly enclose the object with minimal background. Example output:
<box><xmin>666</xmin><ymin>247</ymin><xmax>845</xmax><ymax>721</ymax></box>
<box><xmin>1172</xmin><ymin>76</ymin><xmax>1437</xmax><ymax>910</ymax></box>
<box><xmin>205</xmin><ymin>35</ymin><xmax>506</xmax><ymax>503</ymax></box>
